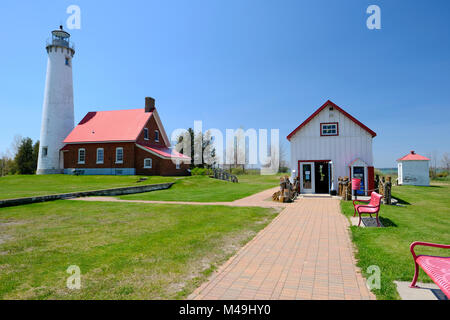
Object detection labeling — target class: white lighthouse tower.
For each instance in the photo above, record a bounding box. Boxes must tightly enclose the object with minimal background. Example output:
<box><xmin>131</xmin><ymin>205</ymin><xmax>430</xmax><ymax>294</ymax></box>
<box><xmin>37</xmin><ymin>26</ymin><xmax>75</xmax><ymax>174</ymax></box>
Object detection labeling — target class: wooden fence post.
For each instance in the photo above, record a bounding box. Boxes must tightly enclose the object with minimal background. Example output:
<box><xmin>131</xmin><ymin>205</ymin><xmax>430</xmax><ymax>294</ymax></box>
<box><xmin>384</xmin><ymin>176</ymin><xmax>392</xmax><ymax>205</ymax></box>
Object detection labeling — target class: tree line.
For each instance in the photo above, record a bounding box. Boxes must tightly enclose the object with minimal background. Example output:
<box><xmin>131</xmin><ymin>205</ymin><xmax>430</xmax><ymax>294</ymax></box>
<box><xmin>0</xmin><ymin>135</ymin><xmax>39</xmax><ymax>176</ymax></box>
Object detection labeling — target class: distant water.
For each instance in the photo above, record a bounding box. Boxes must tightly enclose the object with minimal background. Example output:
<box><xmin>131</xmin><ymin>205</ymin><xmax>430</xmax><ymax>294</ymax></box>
<box><xmin>377</xmin><ymin>168</ymin><xmax>397</xmax><ymax>175</ymax></box>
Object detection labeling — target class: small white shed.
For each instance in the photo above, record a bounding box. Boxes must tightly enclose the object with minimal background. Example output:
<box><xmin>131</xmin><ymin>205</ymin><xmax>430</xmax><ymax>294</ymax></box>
<box><xmin>397</xmin><ymin>151</ymin><xmax>430</xmax><ymax>186</ymax></box>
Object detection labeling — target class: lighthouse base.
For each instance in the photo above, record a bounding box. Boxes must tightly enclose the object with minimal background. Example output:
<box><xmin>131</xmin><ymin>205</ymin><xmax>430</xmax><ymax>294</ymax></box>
<box><xmin>36</xmin><ymin>168</ymin><xmax>64</xmax><ymax>175</ymax></box>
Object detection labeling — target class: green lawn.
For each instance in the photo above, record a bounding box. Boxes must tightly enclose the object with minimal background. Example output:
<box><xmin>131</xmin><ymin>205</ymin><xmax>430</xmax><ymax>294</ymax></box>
<box><xmin>0</xmin><ymin>200</ymin><xmax>277</xmax><ymax>299</ymax></box>
<box><xmin>341</xmin><ymin>183</ymin><xmax>450</xmax><ymax>300</ymax></box>
<box><xmin>119</xmin><ymin>175</ymin><xmax>280</xmax><ymax>202</ymax></box>
<box><xmin>0</xmin><ymin>175</ymin><xmax>176</xmax><ymax>200</ymax></box>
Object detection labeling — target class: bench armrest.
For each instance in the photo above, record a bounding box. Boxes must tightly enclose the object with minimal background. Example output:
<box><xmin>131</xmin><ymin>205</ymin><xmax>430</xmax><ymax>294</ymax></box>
<box><xmin>353</xmin><ymin>199</ymin><xmax>370</xmax><ymax>206</ymax></box>
<box><xmin>410</xmin><ymin>241</ymin><xmax>450</xmax><ymax>260</ymax></box>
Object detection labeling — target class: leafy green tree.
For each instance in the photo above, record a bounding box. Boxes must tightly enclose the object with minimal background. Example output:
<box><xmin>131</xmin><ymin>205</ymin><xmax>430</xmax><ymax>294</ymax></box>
<box><xmin>14</xmin><ymin>137</ymin><xmax>35</xmax><ymax>174</ymax></box>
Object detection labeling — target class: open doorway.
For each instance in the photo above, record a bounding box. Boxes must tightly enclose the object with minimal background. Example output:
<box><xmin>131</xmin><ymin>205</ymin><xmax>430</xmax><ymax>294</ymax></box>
<box><xmin>314</xmin><ymin>162</ymin><xmax>329</xmax><ymax>194</ymax></box>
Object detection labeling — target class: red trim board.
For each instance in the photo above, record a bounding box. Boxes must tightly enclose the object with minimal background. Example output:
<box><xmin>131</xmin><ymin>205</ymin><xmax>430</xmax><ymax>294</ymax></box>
<box><xmin>287</xmin><ymin>100</ymin><xmax>377</xmax><ymax>140</ymax></box>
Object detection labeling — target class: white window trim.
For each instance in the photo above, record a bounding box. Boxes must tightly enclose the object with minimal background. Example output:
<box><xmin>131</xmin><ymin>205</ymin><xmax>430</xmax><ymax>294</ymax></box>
<box><xmin>78</xmin><ymin>148</ymin><xmax>86</xmax><ymax>164</ymax></box>
<box><xmin>320</xmin><ymin>123</ymin><xmax>338</xmax><ymax>136</ymax></box>
<box><xmin>155</xmin><ymin>130</ymin><xmax>159</xmax><ymax>142</ymax></box>
<box><xmin>144</xmin><ymin>128</ymin><xmax>149</xmax><ymax>140</ymax></box>
<box><xmin>115</xmin><ymin>147</ymin><xmax>124</xmax><ymax>164</ymax></box>
<box><xmin>96</xmin><ymin>148</ymin><xmax>104</xmax><ymax>164</ymax></box>
<box><xmin>144</xmin><ymin>158</ymin><xmax>152</xmax><ymax>169</ymax></box>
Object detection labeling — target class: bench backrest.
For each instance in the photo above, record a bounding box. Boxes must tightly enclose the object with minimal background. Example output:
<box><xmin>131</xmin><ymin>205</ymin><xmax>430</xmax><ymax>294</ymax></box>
<box><xmin>369</xmin><ymin>192</ymin><xmax>382</xmax><ymax>207</ymax></box>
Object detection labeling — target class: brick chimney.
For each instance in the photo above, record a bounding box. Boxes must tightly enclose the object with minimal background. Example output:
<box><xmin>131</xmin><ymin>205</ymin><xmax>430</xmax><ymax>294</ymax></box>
<box><xmin>145</xmin><ymin>97</ymin><xmax>155</xmax><ymax>113</ymax></box>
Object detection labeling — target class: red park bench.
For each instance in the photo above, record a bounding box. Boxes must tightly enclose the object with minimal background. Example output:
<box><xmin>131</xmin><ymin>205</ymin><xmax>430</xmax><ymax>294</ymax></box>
<box><xmin>352</xmin><ymin>192</ymin><xmax>383</xmax><ymax>227</ymax></box>
<box><xmin>410</xmin><ymin>241</ymin><xmax>450</xmax><ymax>299</ymax></box>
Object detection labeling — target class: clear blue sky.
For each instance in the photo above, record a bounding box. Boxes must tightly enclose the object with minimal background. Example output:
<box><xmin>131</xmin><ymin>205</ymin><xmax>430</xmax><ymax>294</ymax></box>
<box><xmin>0</xmin><ymin>0</ymin><xmax>449</xmax><ymax>167</ymax></box>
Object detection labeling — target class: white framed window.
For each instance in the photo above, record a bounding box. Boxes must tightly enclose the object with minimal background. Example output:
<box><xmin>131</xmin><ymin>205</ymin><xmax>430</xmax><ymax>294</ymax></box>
<box><xmin>320</xmin><ymin>122</ymin><xmax>338</xmax><ymax>136</ymax></box>
<box><xmin>78</xmin><ymin>148</ymin><xmax>86</xmax><ymax>164</ymax></box>
<box><xmin>42</xmin><ymin>147</ymin><xmax>48</xmax><ymax>157</ymax></box>
<box><xmin>144</xmin><ymin>158</ymin><xmax>152</xmax><ymax>169</ymax></box>
<box><xmin>96</xmin><ymin>148</ymin><xmax>104</xmax><ymax>164</ymax></box>
<box><xmin>155</xmin><ymin>130</ymin><xmax>159</xmax><ymax>142</ymax></box>
<box><xmin>115</xmin><ymin>147</ymin><xmax>124</xmax><ymax>164</ymax></box>
<box><xmin>176</xmin><ymin>161</ymin><xmax>180</xmax><ymax>170</ymax></box>
<box><xmin>144</xmin><ymin>128</ymin><xmax>149</xmax><ymax>140</ymax></box>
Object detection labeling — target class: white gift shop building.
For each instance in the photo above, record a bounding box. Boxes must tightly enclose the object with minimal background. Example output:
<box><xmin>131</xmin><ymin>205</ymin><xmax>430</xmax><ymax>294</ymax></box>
<box><xmin>287</xmin><ymin>100</ymin><xmax>377</xmax><ymax>195</ymax></box>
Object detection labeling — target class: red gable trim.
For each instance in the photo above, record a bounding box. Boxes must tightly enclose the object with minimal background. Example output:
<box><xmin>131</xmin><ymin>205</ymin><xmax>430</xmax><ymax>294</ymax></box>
<box><xmin>136</xmin><ymin>144</ymin><xmax>191</xmax><ymax>160</ymax></box>
<box><xmin>286</xmin><ymin>100</ymin><xmax>377</xmax><ymax>141</ymax></box>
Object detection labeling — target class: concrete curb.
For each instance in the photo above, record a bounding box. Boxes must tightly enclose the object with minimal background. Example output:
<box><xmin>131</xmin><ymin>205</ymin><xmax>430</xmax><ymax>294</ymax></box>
<box><xmin>0</xmin><ymin>182</ymin><xmax>174</xmax><ymax>208</ymax></box>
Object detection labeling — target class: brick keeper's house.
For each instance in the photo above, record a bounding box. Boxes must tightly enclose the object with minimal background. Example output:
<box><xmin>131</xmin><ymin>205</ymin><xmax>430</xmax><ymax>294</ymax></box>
<box><xmin>61</xmin><ymin>97</ymin><xmax>190</xmax><ymax>176</ymax></box>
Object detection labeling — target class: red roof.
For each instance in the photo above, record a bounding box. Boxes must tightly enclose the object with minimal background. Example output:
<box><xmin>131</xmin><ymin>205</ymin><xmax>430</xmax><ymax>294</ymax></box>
<box><xmin>64</xmin><ymin>109</ymin><xmax>152</xmax><ymax>143</ymax></box>
<box><xmin>286</xmin><ymin>100</ymin><xmax>377</xmax><ymax>141</ymax></box>
<box><xmin>397</xmin><ymin>151</ymin><xmax>430</xmax><ymax>161</ymax></box>
<box><xmin>136</xmin><ymin>144</ymin><xmax>190</xmax><ymax>160</ymax></box>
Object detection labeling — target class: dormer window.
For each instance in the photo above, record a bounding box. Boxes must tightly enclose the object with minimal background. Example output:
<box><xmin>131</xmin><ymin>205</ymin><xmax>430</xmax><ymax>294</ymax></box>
<box><xmin>320</xmin><ymin>122</ymin><xmax>338</xmax><ymax>136</ymax></box>
<box><xmin>144</xmin><ymin>128</ymin><xmax>149</xmax><ymax>140</ymax></box>
<box><xmin>155</xmin><ymin>130</ymin><xmax>159</xmax><ymax>142</ymax></box>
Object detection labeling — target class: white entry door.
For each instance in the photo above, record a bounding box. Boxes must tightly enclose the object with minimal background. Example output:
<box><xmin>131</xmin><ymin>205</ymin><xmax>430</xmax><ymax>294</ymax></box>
<box><xmin>300</xmin><ymin>162</ymin><xmax>315</xmax><ymax>193</ymax></box>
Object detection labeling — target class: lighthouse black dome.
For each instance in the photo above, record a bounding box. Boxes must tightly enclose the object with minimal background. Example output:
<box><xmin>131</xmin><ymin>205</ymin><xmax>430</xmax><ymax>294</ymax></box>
<box><xmin>51</xmin><ymin>25</ymin><xmax>70</xmax><ymax>39</ymax></box>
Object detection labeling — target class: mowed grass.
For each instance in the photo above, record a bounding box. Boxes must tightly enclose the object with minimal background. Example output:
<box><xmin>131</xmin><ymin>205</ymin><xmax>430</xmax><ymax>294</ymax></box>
<box><xmin>0</xmin><ymin>175</ymin><xmax>176</xmax><ymax>200</ymax></box>
<box><xmin>119</xmin><ymin>175</ymin><xmax>280</xmax><ymax>202</ymax></box>
<box><xmin>341</xmin><ymin>183</ymin><xmax>450</xmax><ymax>300</ymax></box>
<box><xmin>0</xmin><ymin>200</ymin><xmax>277</xmax><ymax>299</ymax></box>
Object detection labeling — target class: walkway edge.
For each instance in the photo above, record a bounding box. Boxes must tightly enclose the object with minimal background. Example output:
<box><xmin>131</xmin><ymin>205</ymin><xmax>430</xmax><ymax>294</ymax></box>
<box><xmin>0</xmin><ymin>182</ymin><xmax>174</xmax><ymax>208</ymax></box>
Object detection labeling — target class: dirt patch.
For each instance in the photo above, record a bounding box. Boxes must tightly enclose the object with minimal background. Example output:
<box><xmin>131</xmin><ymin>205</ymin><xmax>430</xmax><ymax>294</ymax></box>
<box><xmin>0</xmin><ymin>234</ymin><xmax>13</xmax><ymax>245</ymax></box>
<box><xmin>0</xmin><ymin>220</ymin><xmax>25</xmax><ymax>227</ymax></box>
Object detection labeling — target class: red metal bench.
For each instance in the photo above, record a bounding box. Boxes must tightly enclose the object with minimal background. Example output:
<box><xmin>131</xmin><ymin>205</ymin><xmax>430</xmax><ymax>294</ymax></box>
<box><xmin>352</xmin><ymin>192</ymin><xmax>382</xmax><ymax>227</ymax></box>
<box><xmin>410</xmin><ymin>241</ymin><xmax>450</xmax><ymax>299</ymax></box>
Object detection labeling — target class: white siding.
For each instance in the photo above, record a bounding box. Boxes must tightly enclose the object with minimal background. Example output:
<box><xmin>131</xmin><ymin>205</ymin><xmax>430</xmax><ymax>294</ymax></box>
<box><xmin>398</xmin><ymin>160</ymin><xmax>429</xmax><ymax>186</ymax></box>
<box><xmin>289</xmin><ymin>104</ymin><xmax>374</xmax><ymax>191</ymax></box>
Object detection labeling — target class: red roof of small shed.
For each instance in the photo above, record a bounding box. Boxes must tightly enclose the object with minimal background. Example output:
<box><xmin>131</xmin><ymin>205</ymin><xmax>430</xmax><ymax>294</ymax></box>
<box><xmin>63</xmin><ymin>109</ymin><xmax>152</xmax><ymax>143</ymax></box>
<box><xmin>286</xmin><ymin>100</ymin><xmax>377</xmax><ymax>141</ymax></box>
<box><xmin>397</xmin><ymin>151</ymin><xmax>430</xmax><ymax>161</ymax></box>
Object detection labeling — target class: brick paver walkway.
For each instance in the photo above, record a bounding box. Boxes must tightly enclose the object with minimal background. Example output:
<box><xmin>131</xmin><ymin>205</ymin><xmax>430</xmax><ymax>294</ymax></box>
<box><xmin>189</xmin><ymin>198</ymin><xmax>375</xmax><ymax>300</ymax></box>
